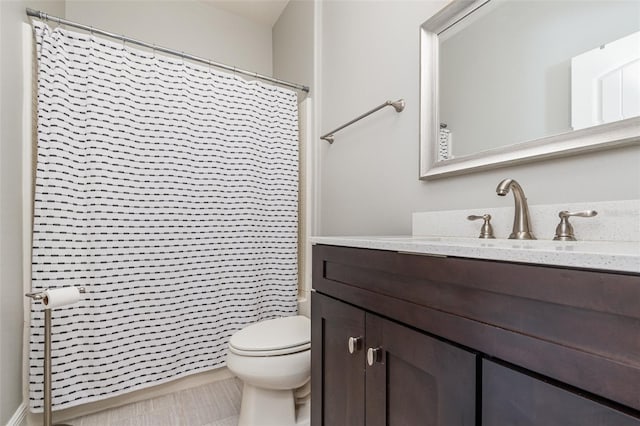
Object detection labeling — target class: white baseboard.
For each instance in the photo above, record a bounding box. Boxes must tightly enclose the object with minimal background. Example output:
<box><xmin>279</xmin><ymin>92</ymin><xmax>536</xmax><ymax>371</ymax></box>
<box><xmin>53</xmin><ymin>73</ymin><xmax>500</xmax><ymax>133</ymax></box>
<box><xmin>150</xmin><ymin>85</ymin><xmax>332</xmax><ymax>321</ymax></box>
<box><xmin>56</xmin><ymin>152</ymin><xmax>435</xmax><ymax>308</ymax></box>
<box><xmin>6</xmin><ymin>402</ymin><xmax>27</xmax><ymax>426</ymax></box>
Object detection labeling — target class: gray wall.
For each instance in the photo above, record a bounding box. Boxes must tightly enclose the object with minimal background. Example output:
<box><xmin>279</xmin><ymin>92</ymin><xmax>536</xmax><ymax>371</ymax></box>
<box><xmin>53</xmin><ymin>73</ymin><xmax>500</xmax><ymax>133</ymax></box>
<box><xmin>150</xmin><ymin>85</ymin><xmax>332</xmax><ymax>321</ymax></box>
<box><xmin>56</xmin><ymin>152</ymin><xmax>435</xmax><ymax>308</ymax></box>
<box><xmin>440</xmin><ymin>0</ymin><xmax>640</xmax><ymax>156</ymax></box>
<box><xmin>0</xmin><ymin>2</ymin><xmax>65</xmax><ymax>422</ymax></box>
<box><xmin>273</xmin><ymin>0</ymin><xmax>316</xmax><ymax>309</ymax></box>
<box><xmin>65</xmin><ymin>0</ymin><xmax>273</xmax><ymax>76</ymax></box>
<box><xmin>0</xmin><ymin>2</ymin><xmax>273</xmax><ymax>422</ymax></box>
<box><xmin>273</xmin><ymin>0</ymin><xmax>314</xmax><ymax>90</ymax></box>
<box><xmin>318</xmin><ymin>0</ymin><xmax>640</xmax><ymax>236</ymax></box>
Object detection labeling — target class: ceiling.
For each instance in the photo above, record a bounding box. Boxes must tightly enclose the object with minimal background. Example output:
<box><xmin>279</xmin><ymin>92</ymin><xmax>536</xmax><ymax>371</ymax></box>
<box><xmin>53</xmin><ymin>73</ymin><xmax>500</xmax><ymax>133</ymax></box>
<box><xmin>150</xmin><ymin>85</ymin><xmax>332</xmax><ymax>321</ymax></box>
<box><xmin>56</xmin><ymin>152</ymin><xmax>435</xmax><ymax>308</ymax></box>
<box><xmin>202</xmin><ymin>0</ymin><xmax>290</xmax><ymax>27</ymax></box>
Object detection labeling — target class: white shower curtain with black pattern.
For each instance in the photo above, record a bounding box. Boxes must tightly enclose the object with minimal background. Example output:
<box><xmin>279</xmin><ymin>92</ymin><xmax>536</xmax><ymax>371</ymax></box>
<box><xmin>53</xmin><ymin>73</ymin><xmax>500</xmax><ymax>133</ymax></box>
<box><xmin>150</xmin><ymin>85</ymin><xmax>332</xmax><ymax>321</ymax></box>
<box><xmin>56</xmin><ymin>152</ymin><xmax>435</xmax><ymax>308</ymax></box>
<box><xmin>29</xmin><ymin>21</ymin><xmax>299</xmax><ymax>411</ymax></box>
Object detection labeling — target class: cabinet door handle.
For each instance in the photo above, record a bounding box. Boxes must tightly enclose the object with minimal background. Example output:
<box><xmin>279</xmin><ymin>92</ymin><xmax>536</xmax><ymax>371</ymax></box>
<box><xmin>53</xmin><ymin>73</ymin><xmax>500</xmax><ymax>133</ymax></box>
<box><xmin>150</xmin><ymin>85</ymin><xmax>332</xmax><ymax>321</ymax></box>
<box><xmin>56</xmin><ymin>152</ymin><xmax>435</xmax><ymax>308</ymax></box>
<box><xmin>367</xmin><ymin>347</ymin><xmax>382</xmax><ymax>366</ymax></box>
<box><xmin>348</xmin><ymin>336</ymin><xmax>363</xmax><ymax>354</ymax></box>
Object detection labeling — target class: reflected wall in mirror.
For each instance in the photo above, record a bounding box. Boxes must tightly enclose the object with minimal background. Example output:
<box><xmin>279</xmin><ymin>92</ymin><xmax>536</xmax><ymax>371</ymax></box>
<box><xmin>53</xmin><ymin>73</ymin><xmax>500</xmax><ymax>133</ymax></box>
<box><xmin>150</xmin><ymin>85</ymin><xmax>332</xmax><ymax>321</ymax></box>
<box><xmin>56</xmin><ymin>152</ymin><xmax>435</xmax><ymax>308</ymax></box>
<box><xmin>419</xmin><ymin>0</ymin><xmax>640</xmax><ymax>179</ymax></box>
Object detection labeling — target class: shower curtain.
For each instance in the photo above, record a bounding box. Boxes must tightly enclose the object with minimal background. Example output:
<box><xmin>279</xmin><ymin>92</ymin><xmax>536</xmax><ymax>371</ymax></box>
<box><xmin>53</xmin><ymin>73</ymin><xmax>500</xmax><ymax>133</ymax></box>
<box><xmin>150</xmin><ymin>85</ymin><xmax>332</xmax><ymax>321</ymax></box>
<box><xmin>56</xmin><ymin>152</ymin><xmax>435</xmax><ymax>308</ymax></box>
<box><xmin>29</xmin><ymin>21</ymin><xmax>299</xmax><ymax>411</ymax></box>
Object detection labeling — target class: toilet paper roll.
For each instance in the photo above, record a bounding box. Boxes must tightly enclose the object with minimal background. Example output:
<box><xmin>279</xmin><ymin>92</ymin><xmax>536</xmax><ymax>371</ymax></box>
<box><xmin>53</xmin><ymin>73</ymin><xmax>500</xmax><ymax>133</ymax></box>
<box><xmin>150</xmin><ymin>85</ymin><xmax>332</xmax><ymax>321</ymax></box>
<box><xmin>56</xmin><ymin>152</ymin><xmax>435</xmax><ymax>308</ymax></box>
<box><xmin>42</xmin><ymin>287</ymin><xmax>81</xmax><ymax>309</ymax></box>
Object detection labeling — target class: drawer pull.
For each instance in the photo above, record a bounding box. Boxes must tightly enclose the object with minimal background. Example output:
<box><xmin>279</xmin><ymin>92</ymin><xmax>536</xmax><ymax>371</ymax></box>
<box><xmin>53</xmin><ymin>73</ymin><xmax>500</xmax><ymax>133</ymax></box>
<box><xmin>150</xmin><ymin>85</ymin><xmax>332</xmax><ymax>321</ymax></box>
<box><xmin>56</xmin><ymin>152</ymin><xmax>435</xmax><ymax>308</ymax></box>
<box><xmin>348</xmin><ymin>336</ymin><xmax>363</xmax><ymax>354</ymax></box>
<box><xmin>367</xmin><ymin>347</ymin><xmax>382</xmax><ymax>366</ymax></box>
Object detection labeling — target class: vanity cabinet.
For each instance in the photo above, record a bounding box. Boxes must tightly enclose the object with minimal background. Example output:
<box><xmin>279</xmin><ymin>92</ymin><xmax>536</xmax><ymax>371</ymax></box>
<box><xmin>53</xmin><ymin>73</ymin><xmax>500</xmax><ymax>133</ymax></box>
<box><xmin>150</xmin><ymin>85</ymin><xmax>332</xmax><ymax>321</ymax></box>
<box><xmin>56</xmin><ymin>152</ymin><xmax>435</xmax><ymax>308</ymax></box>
<box><xmin>311</xmin><ymin>244</ymin><xmax>640</xmax><ymax>426</ymax></box>
<box><xmin>483</xmin><ymin>360</ymin><xmax>640</xmax><ymax>426</ymax></box>
<box><xmin>311</xmin><ymin>292</ymin><xmax>476</xmax><ymax>426</ymax></box>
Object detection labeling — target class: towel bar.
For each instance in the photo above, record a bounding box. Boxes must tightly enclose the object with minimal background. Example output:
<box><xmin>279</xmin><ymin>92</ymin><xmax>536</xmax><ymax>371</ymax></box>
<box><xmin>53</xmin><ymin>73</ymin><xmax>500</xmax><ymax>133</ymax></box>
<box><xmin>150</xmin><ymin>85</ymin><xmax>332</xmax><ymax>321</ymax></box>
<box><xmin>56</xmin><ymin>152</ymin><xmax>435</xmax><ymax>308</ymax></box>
<box><xmin>321</xmin><ymin>99</ymin><xmax>405</xmax><ymax>143</ymax></box>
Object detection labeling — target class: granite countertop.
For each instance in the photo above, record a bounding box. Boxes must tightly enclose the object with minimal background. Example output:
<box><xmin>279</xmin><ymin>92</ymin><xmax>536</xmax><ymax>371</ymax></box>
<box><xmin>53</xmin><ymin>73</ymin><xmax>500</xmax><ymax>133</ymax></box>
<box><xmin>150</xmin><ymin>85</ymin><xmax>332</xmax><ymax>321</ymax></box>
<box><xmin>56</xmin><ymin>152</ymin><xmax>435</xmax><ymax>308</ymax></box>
<box><xmin>310</xmin><ymin>236</ymin><xmax>640</xmax><ymax>273</ymax></box>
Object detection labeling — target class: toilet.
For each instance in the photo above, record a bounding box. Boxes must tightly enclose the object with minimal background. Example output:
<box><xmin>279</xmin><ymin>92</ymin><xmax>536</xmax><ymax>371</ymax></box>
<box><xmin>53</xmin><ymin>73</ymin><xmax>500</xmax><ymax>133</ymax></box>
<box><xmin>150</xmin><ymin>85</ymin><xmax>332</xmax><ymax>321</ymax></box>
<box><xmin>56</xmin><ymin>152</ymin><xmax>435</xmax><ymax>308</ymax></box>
<box><xmin>226</xmin><ymin>315</ymin><xmax>311</xmax><ymax>426</ymax></box>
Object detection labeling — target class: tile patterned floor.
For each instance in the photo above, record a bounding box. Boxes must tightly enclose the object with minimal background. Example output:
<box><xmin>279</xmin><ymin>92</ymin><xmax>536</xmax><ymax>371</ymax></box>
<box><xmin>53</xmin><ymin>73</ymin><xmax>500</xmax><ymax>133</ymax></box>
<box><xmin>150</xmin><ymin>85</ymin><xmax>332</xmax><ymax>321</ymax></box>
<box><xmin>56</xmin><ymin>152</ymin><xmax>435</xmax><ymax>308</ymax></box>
<box><xmin>66</xmin><ymin>378</ymin><xmax>242</xmax><ymax>426</ymax></box>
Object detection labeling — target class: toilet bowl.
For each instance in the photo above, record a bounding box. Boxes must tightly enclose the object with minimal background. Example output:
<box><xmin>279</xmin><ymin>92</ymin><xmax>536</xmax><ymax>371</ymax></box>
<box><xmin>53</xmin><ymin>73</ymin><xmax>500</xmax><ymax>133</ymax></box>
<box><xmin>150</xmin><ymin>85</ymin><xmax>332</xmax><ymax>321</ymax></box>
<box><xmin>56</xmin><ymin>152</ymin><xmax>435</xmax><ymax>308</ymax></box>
<box><xmin>226</xmin><ymin>315</ymin><xmax>311</xmax><ymax>426</ymax></box>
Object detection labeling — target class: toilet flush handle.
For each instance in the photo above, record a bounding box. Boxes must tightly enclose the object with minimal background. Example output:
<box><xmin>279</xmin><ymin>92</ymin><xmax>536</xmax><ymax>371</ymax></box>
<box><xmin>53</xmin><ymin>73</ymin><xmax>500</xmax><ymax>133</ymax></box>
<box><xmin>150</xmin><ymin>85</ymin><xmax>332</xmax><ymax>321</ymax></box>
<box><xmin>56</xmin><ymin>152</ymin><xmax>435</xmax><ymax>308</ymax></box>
<box><xmin>348</xmin><ymin>336</ymin><xmax>363</xmax><ymax>354</ymax></box>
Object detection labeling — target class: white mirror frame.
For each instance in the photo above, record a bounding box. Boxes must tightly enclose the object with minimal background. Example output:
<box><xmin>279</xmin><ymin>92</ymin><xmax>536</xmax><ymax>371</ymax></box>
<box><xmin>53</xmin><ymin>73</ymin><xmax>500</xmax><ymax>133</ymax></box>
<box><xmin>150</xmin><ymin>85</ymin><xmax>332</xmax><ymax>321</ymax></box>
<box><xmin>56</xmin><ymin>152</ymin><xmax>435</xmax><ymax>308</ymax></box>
<box><xmin>419</xmin><ymin>0</ymin><xmax>640</xmax><ymax>180</ymax></box>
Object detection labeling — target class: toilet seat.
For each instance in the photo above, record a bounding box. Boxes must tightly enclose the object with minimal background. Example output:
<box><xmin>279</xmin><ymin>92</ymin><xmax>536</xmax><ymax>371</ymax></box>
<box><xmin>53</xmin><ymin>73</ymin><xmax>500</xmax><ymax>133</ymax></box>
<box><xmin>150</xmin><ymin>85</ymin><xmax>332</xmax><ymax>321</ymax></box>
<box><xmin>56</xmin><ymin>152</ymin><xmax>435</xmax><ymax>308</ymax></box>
<box><xmin>229</xmin><ymin>315</ymin><xmax>310</xmax><ymax>357</ymax></box>
<box><xmin>229</xmin><ymin>342</ymin><xmax>310</xmax><ymax>357</ymax></box>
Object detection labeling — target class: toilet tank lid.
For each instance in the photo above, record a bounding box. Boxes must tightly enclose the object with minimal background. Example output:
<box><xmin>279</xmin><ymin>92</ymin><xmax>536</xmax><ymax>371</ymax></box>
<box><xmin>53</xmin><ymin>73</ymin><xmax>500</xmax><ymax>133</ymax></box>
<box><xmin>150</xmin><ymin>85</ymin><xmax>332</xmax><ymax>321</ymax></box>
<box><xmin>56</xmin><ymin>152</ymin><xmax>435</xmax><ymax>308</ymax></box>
<box><xmin>229</xmin><ymin>315</ymin><xmax>310</xmax><ymax>352</ymax></box>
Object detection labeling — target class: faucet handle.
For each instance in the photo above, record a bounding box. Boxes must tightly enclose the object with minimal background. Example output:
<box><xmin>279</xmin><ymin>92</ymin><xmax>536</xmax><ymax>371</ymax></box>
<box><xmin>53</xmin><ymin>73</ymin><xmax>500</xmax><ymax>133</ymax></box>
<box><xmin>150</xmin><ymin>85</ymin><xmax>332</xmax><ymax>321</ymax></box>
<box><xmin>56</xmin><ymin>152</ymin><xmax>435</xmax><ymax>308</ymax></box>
<box><xmin>559</xmin><ymin>210</ymin><xmax>598</xmax><ymax>219</ymax></box>
<box><xmin>467</xmin><ymin>214</ymin><xmax>495</xmax><ymax>239</ymax></box>
<box><xmin>553</xmin><ymin>210</ymin><xmax>598</xmax><ymax>241</ymax></box>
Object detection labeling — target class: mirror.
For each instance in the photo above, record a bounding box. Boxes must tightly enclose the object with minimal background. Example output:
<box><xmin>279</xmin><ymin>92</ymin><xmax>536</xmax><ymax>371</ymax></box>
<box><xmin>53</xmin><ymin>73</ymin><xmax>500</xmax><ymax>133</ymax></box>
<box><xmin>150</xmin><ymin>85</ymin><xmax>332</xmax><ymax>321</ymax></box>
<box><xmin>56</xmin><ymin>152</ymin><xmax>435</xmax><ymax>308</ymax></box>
<box><xmin>419</xmin><ymin>0</ymin><xmax>640</xmax><ymax>179</ymax></box>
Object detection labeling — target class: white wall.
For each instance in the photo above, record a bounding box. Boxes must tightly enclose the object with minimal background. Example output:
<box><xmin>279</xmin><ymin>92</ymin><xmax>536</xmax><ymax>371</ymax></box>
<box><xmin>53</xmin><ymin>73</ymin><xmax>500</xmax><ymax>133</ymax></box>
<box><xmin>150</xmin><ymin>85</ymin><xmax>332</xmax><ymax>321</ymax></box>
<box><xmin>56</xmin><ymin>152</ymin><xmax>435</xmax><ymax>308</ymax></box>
<box><xmin>65</xmin><ymin>0</ymin><xmax>273</xmax><ymax>76</ymax></box>
<box><xmin>318</xmin><ymin>0</ymin><xmax>640</xmax><ymax>236</ymax></box>
<box><xmin>0</xmin><ymin>2</ymin><xmax>65</xmax><ymax>422</ymax></box>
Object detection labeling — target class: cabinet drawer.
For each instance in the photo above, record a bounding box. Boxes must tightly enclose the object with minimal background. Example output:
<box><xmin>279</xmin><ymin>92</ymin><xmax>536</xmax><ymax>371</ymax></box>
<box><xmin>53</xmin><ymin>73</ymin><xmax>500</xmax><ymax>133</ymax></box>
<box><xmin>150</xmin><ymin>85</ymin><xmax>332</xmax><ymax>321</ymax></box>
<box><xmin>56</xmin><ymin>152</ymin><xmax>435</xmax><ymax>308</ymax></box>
<box><xmin>482</xmin><ymin>360</ymin><xmax>640</xmax><ymax>425</ymax></box>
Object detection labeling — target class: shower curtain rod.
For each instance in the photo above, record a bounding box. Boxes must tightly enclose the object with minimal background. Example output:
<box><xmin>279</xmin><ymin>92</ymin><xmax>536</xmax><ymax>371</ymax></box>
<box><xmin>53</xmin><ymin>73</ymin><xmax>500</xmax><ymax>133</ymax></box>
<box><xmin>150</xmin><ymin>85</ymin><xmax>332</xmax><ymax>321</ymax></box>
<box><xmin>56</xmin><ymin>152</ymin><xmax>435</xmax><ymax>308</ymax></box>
<box><xmin>26</xmin><ymin>8</ymin><xmax>310</xmax><ymax>94</ymax></box>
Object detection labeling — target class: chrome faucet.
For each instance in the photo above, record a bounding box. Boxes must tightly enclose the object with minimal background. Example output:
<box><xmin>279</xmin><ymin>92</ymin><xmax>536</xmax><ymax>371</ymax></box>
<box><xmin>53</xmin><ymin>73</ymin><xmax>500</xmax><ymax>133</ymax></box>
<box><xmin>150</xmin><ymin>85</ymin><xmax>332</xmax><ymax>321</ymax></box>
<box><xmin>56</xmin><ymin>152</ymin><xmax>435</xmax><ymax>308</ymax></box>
<box><xmin>496</xmin><ymin>178</ymin><xmax>536</xmax><ymax>240</ymax></box>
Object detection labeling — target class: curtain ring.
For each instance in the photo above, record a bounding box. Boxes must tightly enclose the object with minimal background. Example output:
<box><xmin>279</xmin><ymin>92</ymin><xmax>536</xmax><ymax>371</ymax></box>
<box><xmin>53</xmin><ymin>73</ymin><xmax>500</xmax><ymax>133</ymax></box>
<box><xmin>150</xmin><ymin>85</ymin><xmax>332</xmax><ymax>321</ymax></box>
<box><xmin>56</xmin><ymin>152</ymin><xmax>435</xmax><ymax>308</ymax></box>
<box><xmin>90</xmin><ymin>26</ymin><xmax>94</xmax><ymax>36</ymax></box>
<box><xmin>121</xmin><ymin>34</ymin><xmax>126</xmax><ymax>49</ymax></box>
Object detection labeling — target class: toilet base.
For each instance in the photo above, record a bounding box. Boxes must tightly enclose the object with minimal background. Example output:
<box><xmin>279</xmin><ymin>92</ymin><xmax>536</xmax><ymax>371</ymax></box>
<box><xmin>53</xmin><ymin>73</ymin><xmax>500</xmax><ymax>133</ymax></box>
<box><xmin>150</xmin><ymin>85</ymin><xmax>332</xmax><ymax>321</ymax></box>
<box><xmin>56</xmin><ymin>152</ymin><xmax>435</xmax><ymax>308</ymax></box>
<box><xmin>238</xmin><ymin>383</ymin><xmax>296</xmax><ymax>426</ymax></box>
<box><xmin>295</xmin><ymin>398</ymin><xmax>311</xmax><ymax>426</ymax></box>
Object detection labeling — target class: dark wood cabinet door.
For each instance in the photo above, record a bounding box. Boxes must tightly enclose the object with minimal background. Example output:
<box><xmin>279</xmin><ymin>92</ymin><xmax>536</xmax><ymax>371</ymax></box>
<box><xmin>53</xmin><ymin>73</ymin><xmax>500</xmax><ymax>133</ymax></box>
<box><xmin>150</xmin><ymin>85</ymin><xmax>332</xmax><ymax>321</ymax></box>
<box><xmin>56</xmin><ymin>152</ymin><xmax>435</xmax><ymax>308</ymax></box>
<box><xmin>311</xmin><ymin>292</ymin><xmax>366</xmax><ymax>426</ymax></box>
<box><xmin>482</xmin><ymin>360</ymin><xmax>640</xmax><ymax>426</ymax></box>
<box><xmin>365</xmin><ymin>314</ymin><xmax>477</xmax><ymax>426</ymax></box>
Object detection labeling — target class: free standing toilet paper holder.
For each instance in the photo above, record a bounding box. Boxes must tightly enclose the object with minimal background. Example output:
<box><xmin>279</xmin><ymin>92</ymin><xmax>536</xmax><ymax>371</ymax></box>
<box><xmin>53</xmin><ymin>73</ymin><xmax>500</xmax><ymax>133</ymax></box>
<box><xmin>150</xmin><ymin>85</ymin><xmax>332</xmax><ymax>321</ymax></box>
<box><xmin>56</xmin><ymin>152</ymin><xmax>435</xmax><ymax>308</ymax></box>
<box><xmin>25</xmin><ymin>287</ymin><xmax>85</xmax><ymax>426</ymax></box>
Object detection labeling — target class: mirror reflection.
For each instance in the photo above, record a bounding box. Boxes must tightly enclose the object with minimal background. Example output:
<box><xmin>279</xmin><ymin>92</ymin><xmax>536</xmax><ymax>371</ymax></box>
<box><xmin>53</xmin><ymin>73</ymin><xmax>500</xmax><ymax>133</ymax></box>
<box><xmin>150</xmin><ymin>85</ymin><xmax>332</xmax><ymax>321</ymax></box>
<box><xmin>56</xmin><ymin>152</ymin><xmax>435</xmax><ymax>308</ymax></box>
<box><xmin>437</xmin><ymin>0</ymin><xmax>640</xmax><ymax>161</ymax></box>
